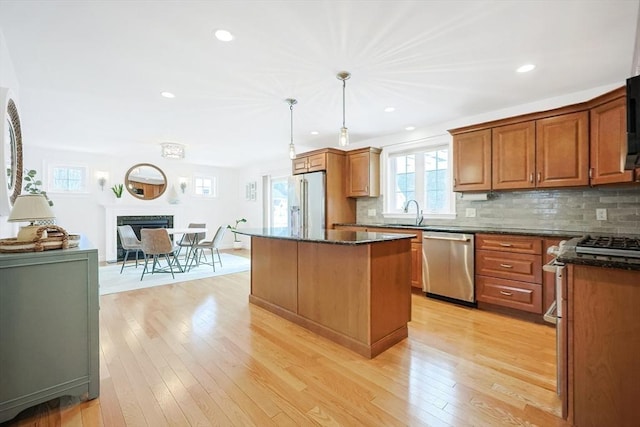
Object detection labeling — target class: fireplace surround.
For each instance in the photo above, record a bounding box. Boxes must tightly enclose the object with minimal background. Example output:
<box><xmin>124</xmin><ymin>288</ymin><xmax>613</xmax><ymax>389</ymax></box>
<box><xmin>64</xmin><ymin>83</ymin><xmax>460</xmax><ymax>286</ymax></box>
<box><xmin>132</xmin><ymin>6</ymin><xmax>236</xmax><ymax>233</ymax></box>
<box><xmin>116</xmin><ymin>215</ymin><xmax>174</xmax><ymax>261</ymax></box>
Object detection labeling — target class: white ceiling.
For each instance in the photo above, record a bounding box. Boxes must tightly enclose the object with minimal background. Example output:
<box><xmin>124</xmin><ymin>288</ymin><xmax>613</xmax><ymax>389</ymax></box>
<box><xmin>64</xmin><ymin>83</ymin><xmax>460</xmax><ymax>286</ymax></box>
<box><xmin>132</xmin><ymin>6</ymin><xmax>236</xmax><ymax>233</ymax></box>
<box><xmin>0</xmin><ymin>0</ymin><xmax>638</xmax><ymax>168</ymax></box>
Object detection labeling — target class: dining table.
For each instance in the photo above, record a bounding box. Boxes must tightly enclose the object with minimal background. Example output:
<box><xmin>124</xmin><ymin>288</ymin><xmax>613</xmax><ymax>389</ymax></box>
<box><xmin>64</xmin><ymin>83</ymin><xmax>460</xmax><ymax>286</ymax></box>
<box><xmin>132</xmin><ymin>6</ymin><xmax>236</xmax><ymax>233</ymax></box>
<box><xmin>164</xmin><ymin>227</ymin><xmax>207</xmax><ymax>272</ymax></box>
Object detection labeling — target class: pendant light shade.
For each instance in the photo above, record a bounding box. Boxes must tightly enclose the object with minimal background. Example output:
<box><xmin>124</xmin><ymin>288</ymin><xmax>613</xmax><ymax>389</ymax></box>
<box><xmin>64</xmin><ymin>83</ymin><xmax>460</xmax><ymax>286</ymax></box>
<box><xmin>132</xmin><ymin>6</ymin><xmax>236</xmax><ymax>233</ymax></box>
<box><xmin>286</xmin><ymin>98</ymin><xmax>298</xmax><ymax>159</ymax></box>
<box><xmin>337</xmin><ymin>71</ymin><xmax>351</xmax><ymax>147</ymax></box>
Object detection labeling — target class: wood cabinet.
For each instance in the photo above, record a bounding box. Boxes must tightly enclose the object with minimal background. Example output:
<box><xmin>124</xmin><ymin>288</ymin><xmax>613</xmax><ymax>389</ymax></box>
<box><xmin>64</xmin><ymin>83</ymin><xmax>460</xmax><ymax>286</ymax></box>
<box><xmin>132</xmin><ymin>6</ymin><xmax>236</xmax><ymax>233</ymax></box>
<box><xmin>292</xmin><ymin>150</ymin><xmax>327</xmax><ymax>174</ymax></box>
<box><xmin>452</xmin><ymin>129</ymin><xmax>492</xmax><ymax>191</ymax></box>
<box><xmin>568</xmin><ymin>264</ymin><xmax>640</xmax><ymax>426</ymax></box>
<box><xmin>589</xmin><ymin>89</ymin><xmax>634</xmax><ymax>185</ymax></box>
<box><xmin>346</xmin><ymin>147</ymin><xmax>381</xmax><ymax>197</ymax></box>
<box><xmin>492</xmin><ymin>121</ymin><xmax>536</xmax><ymax>190</ymax></box>
<box><xmin>536</xmin><ymin>111</ymin><xmax>589</xmax><ymax>188</ymax></box>
<box><xmin>293</xmin><ymin>148</ymin><xmax>356</xmax><ymax>227</ymax></box>
<box><xmin>334</xmin><ymin>224</ymin><xmax>423</xmax><ymax>290</ymax></box>
<box><xmin>451</xmin><ymin>87</ymin><xmax>635</xmax><ymax>192</ymax></box>
<box><xmin>0</xmin><ymin>243</ymin><xmax>100</xmax><ymax>423</ymax></box>
<box><xmin>475</xmin><ymin>234</ymin><xmax>543</xmax><ymax>313</ymax></box>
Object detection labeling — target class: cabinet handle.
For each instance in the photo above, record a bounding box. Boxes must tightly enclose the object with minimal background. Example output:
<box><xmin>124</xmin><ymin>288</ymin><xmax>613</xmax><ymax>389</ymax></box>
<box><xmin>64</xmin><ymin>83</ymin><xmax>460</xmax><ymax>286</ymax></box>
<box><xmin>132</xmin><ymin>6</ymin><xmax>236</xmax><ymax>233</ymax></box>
<box><xmin>529</xmin><ymin>173</ymin><xmax>533</xmax><ymax>183</ymax></box>
<box><xmin>537</xmin><ymin>172</ymin><xmax>542</xmax><ymax>182</ymax></box>
<box><xmin>499</xmin><ymin>243</ymin><xmax>512</xmax><ymax>247</ymax></box>
<box><xmin>499</xmin><ymin>291</ymin><xmax>513</xmax><ymax>296</ymax></box>
<box><xmin>500</xmin><ymin>263</ymin><xmax>513</xmax><ymax>269</ymax></box>
<box><xmin>365</xmin><ymin>185</ymin><xmax>368</xmax><ymax>193</ymax></box>
<box><xmin>453</xmin><ymin>178</ymin><xmax>457</xmax><ymax>187</ymax></box>
<box><xmin>589</xmin><ymin>168</ymin><xmax>593</xmax><ymax>179</ymax></box>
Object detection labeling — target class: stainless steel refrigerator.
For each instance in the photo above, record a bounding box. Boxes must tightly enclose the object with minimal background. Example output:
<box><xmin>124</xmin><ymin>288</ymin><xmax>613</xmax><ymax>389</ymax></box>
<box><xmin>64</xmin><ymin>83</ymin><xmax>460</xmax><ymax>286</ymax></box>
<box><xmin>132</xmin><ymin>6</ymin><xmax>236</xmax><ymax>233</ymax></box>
<box><xmin>288</xmin><ymin>171</ymin><xmax>326</xmax><ymax>233</ymax></box>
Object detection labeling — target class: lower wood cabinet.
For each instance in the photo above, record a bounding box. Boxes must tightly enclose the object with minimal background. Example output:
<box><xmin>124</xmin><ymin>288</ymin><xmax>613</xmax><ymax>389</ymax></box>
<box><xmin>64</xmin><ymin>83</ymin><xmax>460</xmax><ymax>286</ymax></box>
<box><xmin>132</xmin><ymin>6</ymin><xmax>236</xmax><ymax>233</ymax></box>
<box><xmin>475</xmin><ymin>233</ymin><xmax>543</xmax><ymax>314</ymax></box>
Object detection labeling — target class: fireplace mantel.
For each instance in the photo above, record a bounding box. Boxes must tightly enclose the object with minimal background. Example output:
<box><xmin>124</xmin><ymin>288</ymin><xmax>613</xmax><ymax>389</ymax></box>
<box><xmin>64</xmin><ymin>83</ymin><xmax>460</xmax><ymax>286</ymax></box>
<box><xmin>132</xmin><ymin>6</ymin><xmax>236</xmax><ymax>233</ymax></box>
<box><xmin>103</xmin><ymin>204</ymin><xmax>183</xmax><ymax>262</ymax></box>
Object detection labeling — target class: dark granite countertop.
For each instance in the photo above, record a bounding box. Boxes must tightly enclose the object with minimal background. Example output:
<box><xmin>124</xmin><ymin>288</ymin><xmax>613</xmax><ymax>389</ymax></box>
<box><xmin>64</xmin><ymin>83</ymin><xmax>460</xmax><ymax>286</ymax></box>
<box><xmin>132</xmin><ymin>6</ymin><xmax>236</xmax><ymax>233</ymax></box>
<box><xmin>236</xmin><ymin>227</ymin><xmax>415</xmax><ymax>245</ymax></box>
<box><xmin>335</xmin><ymin>223</ymin><xmax>583</xmax><ymax>238</ymax></box>
<box><xmin>558</xmin><ymin>237</ymin><xmax>640</xmax><ymax>271</ymax></box>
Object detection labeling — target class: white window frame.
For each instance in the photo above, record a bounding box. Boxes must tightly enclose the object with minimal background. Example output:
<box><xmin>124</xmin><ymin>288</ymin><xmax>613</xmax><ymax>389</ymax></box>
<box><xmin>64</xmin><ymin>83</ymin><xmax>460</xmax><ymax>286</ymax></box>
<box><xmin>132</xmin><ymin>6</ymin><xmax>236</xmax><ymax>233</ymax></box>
<box><xmin>382</xmin><ymin>135</ymin><xmax>456</xmax><ymax>220</ymax></box>
<box><xmin>46</xmin><ymin>163</ymin><xmax>89</xmax><ymax>194</ymax></box>
<box><xmin>193</xmin><ymin>175</ymin><xmax>217</xmax><ymax>197</ymax></box>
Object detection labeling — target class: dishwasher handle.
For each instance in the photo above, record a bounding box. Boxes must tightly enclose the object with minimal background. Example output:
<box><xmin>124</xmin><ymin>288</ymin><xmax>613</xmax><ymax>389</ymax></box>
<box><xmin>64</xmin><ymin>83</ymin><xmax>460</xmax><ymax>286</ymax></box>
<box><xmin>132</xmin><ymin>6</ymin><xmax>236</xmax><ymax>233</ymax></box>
<box><xmin>543</xmin><ymin>300</ymin><xmax>558</xmax><ymax>325</ymax></box>
<box><xmin>423</xmin><ymin>235</ymin><xmax>471</xmax><ymax>243</ymax></box>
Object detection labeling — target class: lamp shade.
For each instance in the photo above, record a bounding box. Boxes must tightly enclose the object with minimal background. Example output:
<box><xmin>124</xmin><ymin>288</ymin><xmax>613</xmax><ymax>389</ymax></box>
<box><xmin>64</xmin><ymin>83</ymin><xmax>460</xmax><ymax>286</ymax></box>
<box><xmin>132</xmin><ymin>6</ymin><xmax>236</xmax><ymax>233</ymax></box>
<box><xmin>7</xmin><ymin>194</ymin><xmax>55</xmax><ymax>223</ymax></box>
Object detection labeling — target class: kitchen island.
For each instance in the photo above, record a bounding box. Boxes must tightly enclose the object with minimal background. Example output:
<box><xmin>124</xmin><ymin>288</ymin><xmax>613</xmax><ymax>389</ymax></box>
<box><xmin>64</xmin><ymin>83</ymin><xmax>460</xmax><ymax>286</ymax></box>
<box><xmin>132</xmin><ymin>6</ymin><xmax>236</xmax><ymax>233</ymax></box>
<box><xmin>237</xmin><ymin>228</ymin><xmax>414</xmax><ymax>358</ymax></box>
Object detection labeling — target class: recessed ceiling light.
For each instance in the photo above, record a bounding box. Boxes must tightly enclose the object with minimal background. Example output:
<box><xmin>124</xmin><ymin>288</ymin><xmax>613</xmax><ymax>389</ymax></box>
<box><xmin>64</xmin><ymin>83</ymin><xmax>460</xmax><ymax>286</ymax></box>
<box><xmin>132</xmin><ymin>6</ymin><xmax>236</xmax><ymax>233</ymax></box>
<box><xmin>214</xmin><ymin>29</ymin><xmax>234</xmax><ymax>42</ymax></box>
<box><xmin>310</xmin><ymin>131</ymin><xmax>319</xmax><ymax>135</ymax></box>
<box><xmin>405</xmin><ymin>126</ymin><xmax>416</xmax><ymax>131</ymax></box>
<box><xmin>517</xmin><ymin>64</ymin><xmax>536</xmax><ymax>73</ymax></box>
<box><xmin>161</xmin><ymin>91</ymin><xmax>175</xmax><ymax>98</ymax></box>
<box><xmin>384</xmin><ymin>107</ymin><xmax>395</xmax><ymax>113</ymax></box>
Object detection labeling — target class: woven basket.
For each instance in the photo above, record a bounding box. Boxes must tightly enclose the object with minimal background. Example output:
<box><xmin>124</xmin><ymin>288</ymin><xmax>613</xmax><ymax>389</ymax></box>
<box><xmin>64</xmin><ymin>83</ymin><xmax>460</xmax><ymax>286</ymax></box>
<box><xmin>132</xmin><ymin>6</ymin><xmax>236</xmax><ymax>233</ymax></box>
<box><xmin>0</xmin><ymin>225</ymin><xmax>70</xmax><ymax>253</ymax></box>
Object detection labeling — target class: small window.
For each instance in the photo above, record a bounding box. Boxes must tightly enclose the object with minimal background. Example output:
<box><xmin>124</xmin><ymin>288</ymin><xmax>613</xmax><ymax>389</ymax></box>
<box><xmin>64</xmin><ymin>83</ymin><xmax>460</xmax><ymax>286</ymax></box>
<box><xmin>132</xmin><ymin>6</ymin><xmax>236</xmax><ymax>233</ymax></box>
<box><xmin>48</xmin><ymin>164</ymin><xmax>88</xmax><ymax>193</ymax></box>
<box><xmin>194</xmin><ymin>175</ymin><xmax>217</xmax><ymax>197</ymax></box>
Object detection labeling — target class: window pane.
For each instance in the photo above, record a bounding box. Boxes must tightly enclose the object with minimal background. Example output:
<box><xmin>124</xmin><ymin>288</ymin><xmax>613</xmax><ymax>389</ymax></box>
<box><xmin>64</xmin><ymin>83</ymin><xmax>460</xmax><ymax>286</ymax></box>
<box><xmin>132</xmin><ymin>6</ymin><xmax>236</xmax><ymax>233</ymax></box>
<box><xmin>423</xmin><ymin>149</ymin><xmax>449</xmax><ymax>213</ymax></box>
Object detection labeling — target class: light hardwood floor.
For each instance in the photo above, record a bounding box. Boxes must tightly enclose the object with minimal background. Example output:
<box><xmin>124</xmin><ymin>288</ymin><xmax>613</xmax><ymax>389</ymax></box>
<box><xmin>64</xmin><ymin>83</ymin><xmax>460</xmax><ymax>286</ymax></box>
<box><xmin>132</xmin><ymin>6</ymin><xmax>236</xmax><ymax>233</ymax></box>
<box><xmin>3</xmin><ymin>251</ymin><xmax>569</xmax><ymax>427</ymax></box>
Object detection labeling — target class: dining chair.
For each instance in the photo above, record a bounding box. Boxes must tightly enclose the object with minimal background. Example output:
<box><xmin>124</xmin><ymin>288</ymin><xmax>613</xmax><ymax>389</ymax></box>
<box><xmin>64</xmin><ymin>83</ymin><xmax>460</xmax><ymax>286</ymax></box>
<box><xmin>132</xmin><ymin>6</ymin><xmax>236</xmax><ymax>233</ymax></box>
<box><xmin>187</xmin><ymin>226</ymin><xmax>226</xmax><ymax>271</ymax></box>
<box><xmin>140</xmin><ymin>228</ymin><xmax>182</xmax><ymax>280</ymax></box>
<box><xmin>176</xmin><ymin>222</ymin><xmax>206</xmax><ymax>260</ymax></box>
<box><xmin>117</xmin><ymin>225</ymin><xmax>143</xmax><ymax>274</ymax></box>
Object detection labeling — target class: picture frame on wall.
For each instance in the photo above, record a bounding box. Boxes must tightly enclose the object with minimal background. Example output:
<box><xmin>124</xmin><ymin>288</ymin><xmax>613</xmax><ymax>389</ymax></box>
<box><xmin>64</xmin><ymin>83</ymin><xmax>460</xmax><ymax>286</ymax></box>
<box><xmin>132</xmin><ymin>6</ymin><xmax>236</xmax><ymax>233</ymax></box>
<box><xmin>245</xmin><ymin>181</ymin><xmax>257</xmax><ymax>201</ymax></box>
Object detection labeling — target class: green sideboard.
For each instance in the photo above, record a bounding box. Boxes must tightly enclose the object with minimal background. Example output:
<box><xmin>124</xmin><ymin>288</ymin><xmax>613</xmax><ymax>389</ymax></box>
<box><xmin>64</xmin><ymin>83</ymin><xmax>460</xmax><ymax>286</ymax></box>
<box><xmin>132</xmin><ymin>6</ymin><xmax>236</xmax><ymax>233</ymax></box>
<box><xmin>0</xmin><ymin>241</ymin><xmax>99</xmax><ymax>423</ymax></box>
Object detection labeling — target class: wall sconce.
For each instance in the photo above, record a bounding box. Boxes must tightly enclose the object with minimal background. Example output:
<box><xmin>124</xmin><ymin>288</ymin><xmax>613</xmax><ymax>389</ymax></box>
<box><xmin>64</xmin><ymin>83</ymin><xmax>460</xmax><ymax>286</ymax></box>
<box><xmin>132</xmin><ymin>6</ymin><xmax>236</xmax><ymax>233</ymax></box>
<box><xmin>179</xmin><ymin>177</ymin><xmax>188</xmax><ymax>193</ymax></box>
<box><xmin>96</xmin><ymin>171</ymin><xmax>108</xmax><ymax>191</ymax></box>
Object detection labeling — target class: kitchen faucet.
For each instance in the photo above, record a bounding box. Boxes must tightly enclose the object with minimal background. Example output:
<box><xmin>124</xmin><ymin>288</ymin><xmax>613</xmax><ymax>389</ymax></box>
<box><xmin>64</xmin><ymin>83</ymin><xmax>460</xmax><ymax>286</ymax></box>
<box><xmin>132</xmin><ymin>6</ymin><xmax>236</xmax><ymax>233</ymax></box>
<box><xmin>403</xmin><ymin>199</ymin><xmax>424</xmax><ymax>226</ymax></box>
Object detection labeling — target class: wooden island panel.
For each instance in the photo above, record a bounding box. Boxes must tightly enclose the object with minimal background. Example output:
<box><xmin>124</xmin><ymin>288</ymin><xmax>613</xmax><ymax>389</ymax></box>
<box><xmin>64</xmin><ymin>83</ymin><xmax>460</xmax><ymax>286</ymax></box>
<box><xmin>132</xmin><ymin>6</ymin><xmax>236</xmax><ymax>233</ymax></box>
<box><xmin>249</xmin><ymin>234</ymin><xmax>412</xmax><ymax>358</ymax></box>
<box><xmin>250</xmin><ymin>237</ymin><xmax>298</xmax><ymax>313</ymax></box>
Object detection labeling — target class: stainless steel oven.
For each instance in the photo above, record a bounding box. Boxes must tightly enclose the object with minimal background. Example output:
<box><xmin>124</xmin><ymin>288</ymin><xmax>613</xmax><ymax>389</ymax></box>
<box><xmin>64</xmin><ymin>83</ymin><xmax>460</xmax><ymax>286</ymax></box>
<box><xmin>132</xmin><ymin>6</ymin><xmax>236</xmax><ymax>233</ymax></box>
<box><xmin>542</xmin><ymin>243</ymin><xmax>568</xmax><ymax>418</ymax></box>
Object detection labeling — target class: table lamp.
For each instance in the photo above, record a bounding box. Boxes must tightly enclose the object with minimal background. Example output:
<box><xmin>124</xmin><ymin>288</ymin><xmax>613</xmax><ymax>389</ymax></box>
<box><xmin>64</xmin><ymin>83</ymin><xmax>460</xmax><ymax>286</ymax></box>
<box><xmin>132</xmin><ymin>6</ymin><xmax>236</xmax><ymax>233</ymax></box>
<box><xmin>7</xmin><ymin>194</ymin><xmax>55</xmax><ymax>241</ymax></box>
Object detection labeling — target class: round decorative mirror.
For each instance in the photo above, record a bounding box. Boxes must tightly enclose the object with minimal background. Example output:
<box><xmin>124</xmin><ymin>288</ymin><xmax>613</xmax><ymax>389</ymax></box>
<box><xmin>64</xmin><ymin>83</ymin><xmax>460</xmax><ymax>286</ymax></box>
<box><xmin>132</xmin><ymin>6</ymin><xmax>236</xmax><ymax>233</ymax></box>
<box><xmin>0</xmin><ymin>88</ymin><xmax>23</xmax><ymax>216</ymax></box>
<box><xmin>124</xmin><ymin>163</ymin><xmax>167</xmax><ymax>200</ymax></box>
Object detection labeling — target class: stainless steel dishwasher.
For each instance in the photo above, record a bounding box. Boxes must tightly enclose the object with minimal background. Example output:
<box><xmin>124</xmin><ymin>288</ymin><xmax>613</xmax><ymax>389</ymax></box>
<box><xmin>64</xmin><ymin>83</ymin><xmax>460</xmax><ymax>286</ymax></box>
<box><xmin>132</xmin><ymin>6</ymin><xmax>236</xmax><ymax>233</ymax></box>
<box><xmin>422</xmin><ymin>231</ymin><xmax>475</xmax><ymax>305</ymax></box>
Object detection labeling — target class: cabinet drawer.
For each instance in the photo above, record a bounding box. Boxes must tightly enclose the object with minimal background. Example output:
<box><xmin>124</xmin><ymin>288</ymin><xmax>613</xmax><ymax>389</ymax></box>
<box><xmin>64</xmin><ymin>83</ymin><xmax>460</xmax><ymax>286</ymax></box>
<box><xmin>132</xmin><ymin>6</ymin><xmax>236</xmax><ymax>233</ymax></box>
<box><xmin>292</xmin><ymin>158</ymin><xmax>308</xmax><ymax>174</ymax></box>
<box><xmin>476</xmin><ymin>250</ymin><xmax>542</xmax><ymax>283</ymax></box>
<box><xmin>476</xmin><ymin>275</ymin><xmax>543</xmax><ymax>313</ymax></box>
<box><xmin>475</xmin><ymin>234</ymin><xmax>542</xmax><ymax>254</ymax></box>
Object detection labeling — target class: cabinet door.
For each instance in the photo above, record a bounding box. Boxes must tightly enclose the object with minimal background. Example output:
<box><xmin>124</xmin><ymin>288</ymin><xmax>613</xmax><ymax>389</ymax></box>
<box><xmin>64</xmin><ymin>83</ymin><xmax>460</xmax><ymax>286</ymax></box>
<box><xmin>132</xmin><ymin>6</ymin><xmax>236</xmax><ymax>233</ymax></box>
<box><xmin>590</xmin><ymin>96</ymin><xmax>633</xmax><ymax>185</ymax></box>
<box><xmin>453</xmin><ymin>129</ymin><xmax>492</xmax><ymax>191</ymax></box>
<box><xmin>346</xmin><ymin>150</ymin><xmax>380</xmax><ymax>197</ymax></box>
<box><xmin>492</xmin><ymin>121</ymin><xmax>536</xmax><ymax>189</ymax></box>
<box><xmin>536</xmin><ymin>111</ymin><xmax>589</xmax><ymax>188</ymax></box>
<box><xmin>307</xmin><ymin>153</ymin><xmax>326</xmax><ymax>172</ymax></box>
<box><xmin>292</xmin><ymin>157</ymin><xmax>308</xmax><ymax>175</ymax></box>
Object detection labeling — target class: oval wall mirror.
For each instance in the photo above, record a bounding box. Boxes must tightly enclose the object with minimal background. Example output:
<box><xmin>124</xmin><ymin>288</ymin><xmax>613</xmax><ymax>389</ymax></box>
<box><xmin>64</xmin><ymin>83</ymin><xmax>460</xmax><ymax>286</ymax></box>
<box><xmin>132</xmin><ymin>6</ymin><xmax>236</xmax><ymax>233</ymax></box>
<box><xmin>0</xmin><ymin>88</ymin><xmax>23</xmax><ymax>216</ymax></box>
<box><xmin>124</xmin><ymin>163</ymin><xmax>167</xmax><ymax>200</ymax></box>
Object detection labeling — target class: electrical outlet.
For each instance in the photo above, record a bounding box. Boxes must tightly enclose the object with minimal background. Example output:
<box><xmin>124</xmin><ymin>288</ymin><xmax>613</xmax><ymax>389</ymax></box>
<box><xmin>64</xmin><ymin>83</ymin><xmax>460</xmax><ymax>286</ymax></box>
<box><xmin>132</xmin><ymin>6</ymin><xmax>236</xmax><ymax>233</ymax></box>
<box><xmin>596</xmin><ymin>208</ymin><xmax>607</xmax><ymax>221</ymax></box>
<box><xmin>367</xmin><ymin>209</ymin><xmax>376</xmax><ymax>217</ymax></box>
<box><xmin>465</xmin><ymin>208</ymin><xmax>476</xmax><ymax>218</ymax></box>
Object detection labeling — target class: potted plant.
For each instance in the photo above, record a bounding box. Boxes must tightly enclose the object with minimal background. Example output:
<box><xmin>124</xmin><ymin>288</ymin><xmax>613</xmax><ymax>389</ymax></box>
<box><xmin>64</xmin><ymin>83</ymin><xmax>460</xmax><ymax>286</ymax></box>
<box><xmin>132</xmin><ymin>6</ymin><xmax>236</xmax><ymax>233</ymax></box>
<box><xmin>23</xmin><ymin>169</ymin><xmax>53</xmax><ymax>206</ymax></box>
<box><xmin>111</xmin><ymin>184</ymin><xmax>124</xmax><ymax>199</ymax></box>
<box><xmin>227</xmin><ymin>218</ymin><xmax>247</xmax><ymax>249</ymax></box>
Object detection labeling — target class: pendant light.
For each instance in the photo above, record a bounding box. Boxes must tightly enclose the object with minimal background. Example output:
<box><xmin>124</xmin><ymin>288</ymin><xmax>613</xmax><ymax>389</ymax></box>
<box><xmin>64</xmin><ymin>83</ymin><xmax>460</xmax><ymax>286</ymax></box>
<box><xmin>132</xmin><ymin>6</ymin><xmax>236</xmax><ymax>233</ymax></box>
<box><xmin>286</xmin><ymin>98</ymin><xmax>297</xmax><ymax>159</ymax></box>
<box><xmin>337</xmin><ymin>71</ymin><xmax>351</xmax><ymax>147</ymax></box>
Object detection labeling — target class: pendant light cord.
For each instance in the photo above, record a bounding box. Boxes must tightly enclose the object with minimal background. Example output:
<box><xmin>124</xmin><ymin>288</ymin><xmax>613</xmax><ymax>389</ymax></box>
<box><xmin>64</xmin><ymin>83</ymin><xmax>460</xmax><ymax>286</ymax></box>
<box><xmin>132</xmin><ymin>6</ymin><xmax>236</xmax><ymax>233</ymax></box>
<box><xmin>342</xmin><ymin>79</ymin><xmax>346</xmax><ymax>128</ymax></box>
<box><xmin>290</xmin><ymin>103</ymin><xmax>294</xmax><ymax>144</ymax></box>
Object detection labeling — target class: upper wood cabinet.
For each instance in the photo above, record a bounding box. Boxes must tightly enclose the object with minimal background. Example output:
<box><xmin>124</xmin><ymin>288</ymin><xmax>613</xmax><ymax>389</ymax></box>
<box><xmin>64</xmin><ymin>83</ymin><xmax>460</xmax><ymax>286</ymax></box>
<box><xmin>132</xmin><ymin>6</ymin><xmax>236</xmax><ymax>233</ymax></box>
<box><xmin>292</xmin><ymin>151</ymin><xmax>327</xmax><ymax>175</ymax></box>
<box><xmin>346</xmin><ymin>147</ymin><xmax>381</xmax><ymax>197</ymax></box>
<box><xmin>452</xmin><ymin>129</ymin><xmax>491</xmax><ymax>191</ymax></box>
<box><xmin>492</xmin><ymin>121</ymin><xmax>536</xmax><ymax>190</ymax></box>
<box><xmin>536</xmin><ymin>111</ymin><xmax>589</xmax><ymax>188</ymax></box>
<box><xmin>589</xmin><ymin>92</ymin><xmax>634</xmax><ymax>185</ymax></box>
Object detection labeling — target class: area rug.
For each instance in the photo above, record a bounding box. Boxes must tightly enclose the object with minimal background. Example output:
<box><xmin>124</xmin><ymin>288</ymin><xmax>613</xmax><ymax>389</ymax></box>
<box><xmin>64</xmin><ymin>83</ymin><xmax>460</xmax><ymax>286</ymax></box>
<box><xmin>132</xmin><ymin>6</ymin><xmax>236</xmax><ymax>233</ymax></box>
<box><xmin>99</xmin><ymin>253</ymin><xmax>251</xmax><ymax>295</ymax></box>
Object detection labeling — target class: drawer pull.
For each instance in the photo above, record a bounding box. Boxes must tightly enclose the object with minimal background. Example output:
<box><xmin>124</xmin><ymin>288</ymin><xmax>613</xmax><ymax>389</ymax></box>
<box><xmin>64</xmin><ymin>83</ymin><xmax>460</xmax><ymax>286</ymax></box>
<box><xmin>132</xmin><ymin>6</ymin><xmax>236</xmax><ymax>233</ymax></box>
<box><xmin>500</xmin><ymin>263</ymin><xmax>513</xmax><ymax>269</ymax></box>
<box><xmin>499</xmin><ymin>243</ymin><xmax>512</xmax><ymax>247</ymax></box>
<box><xmin>499</xmin><ymin>291</ymin><xmax>513</xmax><ymax>296</ymax></box>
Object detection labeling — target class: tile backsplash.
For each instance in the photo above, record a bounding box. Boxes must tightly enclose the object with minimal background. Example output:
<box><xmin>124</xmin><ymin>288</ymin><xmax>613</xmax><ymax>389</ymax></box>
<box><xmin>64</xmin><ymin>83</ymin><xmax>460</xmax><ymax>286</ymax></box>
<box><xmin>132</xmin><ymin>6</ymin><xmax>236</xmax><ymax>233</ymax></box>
<box><xmin>356</xmin><ymin>186</ymin><xmax>640</xmax><ymax>235</ymax></box>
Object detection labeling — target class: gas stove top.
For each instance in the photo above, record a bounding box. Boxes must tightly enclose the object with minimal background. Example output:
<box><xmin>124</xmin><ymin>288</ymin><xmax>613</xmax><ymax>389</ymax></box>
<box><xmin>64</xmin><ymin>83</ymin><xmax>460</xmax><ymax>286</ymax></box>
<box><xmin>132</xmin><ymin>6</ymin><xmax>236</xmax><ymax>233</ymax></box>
<box><xmin>576</xmin><ymin>235</ymin><xmax>640</xmax><ymax>259</ymax></box>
